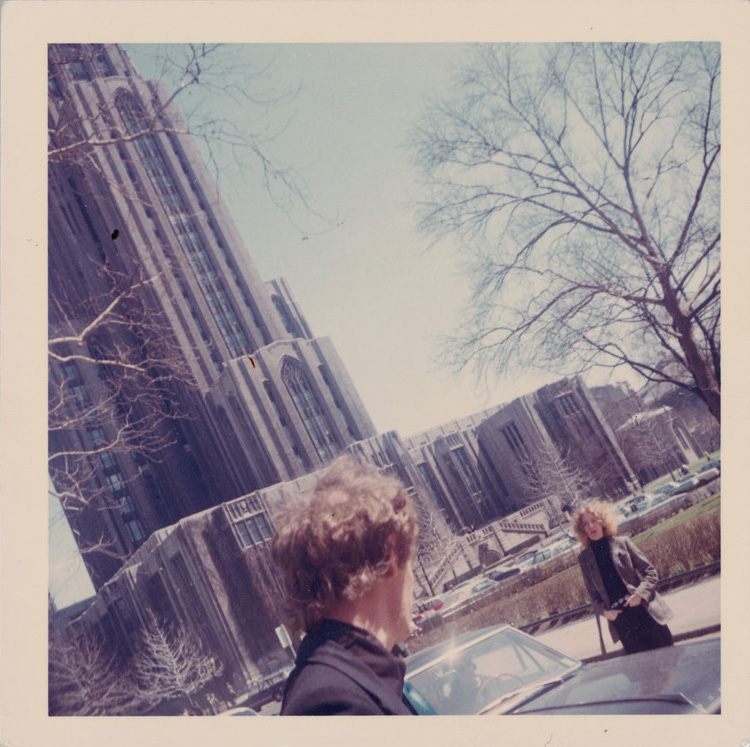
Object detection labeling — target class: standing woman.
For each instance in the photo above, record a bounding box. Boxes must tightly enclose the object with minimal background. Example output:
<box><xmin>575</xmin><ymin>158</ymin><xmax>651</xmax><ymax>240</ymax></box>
<box><xmin>572</xmin><ymin>499</ymin><xmax>674</xmax><ymax>655</ymax></box>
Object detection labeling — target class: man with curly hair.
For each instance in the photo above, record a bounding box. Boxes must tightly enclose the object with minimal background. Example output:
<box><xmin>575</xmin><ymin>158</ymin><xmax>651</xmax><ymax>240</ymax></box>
<box><xmin>271</xmin><ymin>457</ymin><xmax>420</xmax><ymax>715</ymax></box>
<box><xmin>572</xmin><ymin>499</ymin><xmax>674</xmax><ymax>655</ymax></box>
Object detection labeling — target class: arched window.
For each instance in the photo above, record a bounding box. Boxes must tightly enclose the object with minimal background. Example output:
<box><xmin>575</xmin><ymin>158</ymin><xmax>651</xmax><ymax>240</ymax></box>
<box><xmin>281</xmin><ymin>358</ymin><xmax>340</xmax><ymax>462</ymax></box>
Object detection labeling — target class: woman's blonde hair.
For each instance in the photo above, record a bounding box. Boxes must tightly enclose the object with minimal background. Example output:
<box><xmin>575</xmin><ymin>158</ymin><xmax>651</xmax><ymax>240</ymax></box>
<box><xmin>271</xmin><ymin>456</ymin><xmax>418</xmax><ymax>632</ymax></box>
<box><xmin>571</xmin><ymin>499</ymin><xmax>620</xmax><ymax>547</ymax></box>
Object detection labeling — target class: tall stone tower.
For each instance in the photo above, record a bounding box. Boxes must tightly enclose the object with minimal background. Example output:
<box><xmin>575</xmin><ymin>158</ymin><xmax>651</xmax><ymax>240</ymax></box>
<box><xmin>48</xmin><ymin>44</ymin><xmax>377</xmax><ymax>587</ymax></box>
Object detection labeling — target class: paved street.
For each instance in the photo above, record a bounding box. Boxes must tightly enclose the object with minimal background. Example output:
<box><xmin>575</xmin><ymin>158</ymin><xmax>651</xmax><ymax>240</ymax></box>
<box><xmin>534</xmin><ymin>575</ymin><xmax>720</xmax><ymax>660</ymax></box>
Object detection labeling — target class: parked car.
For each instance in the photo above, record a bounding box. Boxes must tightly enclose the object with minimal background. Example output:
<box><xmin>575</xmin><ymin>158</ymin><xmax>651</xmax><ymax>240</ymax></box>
<box><xmin>469</xmin><ymin>578</ymin><xmax>500</xmax><ymax>597</ymax></box>
<box><xmin>547</xmin><ymin>536</ymin><xmax>578</xmax><ymax>557</ymax></box>
<box><xmin>404</xmin><ymin>624</ymin><xmax>720</xmax><ymax>715</ymax></box>
<box><xmin>697</xmin><ymin>458</ymin><xmax>721</xmax><ymax>473</ymax></box>
<box><xmin>660</xmin><ymin>476</ymin><xmax>699</xmax><ymax>496</ymax></box>
<box><xmin>648</xmin><ymin>492</ymin><xmax>683</xmax><ymax>510</ymax></box>
<box><xmin>694</xmin><ymin>467</ymin><xmax>720</xmax><ymax>485</ymax></box>
<box><xmin>485</xmin><ymin>566</ymin><xmax>522</xmax><ymax>583</ymax></box>
<box><xmin>436</xmin><ymin>582</ymin><xmax>477</xmax><ymax>616</ymax></box>
<box><xmin>665</xmin><ymin>477</ymin><xmax>698</xmax><ymax>495</ymax></box>
<box><xmin>412</xmin><ymin>595</ymin><xmax>446</xmax><ymax>626</ymax></box>
<box><xmin>516</xmin><ymin>548</ymin><xmax>554</xmax><ymax>572</ymax></box>
<box><xmin>620</xmin><ymin>493</ymin><xmax>653</xmax><ymax>516</ymax></box>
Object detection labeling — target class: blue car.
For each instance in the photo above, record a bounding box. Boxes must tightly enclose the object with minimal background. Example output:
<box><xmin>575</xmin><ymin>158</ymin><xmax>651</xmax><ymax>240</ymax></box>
<box><xmin>404</xmin><ymin>624</ymin><xmax>719</xmax><ymax>715</ymax></box>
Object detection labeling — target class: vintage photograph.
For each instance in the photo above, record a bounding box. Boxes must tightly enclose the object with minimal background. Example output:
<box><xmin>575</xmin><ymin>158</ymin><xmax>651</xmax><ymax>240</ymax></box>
<box><xmin>1</xmin><ymin>3</ymin><xmax>748</xmax><ymax>746</ymax></box>
<box><xmin>47</xmin><ymin>40</ymin><xmax>721</xmax><ymax>717</ymax></box>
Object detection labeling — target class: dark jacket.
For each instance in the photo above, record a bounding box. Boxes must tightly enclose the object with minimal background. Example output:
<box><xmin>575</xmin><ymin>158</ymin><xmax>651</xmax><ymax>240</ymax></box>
<box><xmin>281</xmin><ymin>619</ymin><xmax>416</xmax><ymax>716</ymax></box>
<box><xmin>578</xmin><ymin>535</ymin><xmax>673</xmax><ymax>643</ymax></box>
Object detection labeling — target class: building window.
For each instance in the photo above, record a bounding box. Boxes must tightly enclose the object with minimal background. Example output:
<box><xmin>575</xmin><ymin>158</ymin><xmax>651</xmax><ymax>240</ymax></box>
<box><xmin>557</xmin><ymin>393</ymin><xmax>580</xmax><ymax>416</ymax></box>
<box><xmin>272</xmin><ymin>295</ymin><xmax>300</xmax><ymax>337</ymax></box>
<box><xmin>106</xmin><ymin>472</ymin><xmax>126</xmax><ymax>494</ymax></box>
<box><xmin>87</xmin><ymin>427</ymin><xmax>107</xmax><ymax>449</ymax></box>
<box><xmin>501</xmin><ymin>422</ymin><xmax>529</xmax><ymax>460</ymax></box>
<box><xmin>98</xmin><ymin>452</ymin><xmax>117</xmax><ymax>472</ymax></box>
<box><xmin>236</xmin><ymin>513</ymin><xmax>273</xmax><ymax>548</ymax></box>
<box><xmin>119</xmin><ymin>494</ymin><xmax>135</xmax><ymax>515</ymax></box>
<box><xmin>281</xmin><ymin>358</ymin><xmax>340</xmax><ymax>462</ymax></box>
<box><xmin>125</xmin><ymin>518</ymin><xmax>145</xmax><ymax>543</ymax></box>
<box><xmin>91</xmin><ymin>44</ymin><xmax>116</xmax><ymax>77</ymax></box>
<box><xmin>451</xmin><ymin>446</ymin><xmax>482</xmax><ymax>494</ymax></box>
<box><xmin>48</xmin><ymin>73</ymin><xmax>62</xmax><ymax>98</ymax></box>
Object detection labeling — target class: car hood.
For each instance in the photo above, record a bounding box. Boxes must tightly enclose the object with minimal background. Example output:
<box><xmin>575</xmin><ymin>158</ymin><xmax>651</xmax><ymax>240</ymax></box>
<box><xmin>510</xmin><ymin>638</ymin><xmax>720</xmax><ymax>715</ymax></box>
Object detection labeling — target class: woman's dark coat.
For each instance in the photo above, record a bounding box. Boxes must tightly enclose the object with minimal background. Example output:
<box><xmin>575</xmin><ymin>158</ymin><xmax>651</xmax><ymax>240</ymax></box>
<box><xmin>578</xmin><ymin>535</ymin><xmax>673</xmax><ymax>643</ymax></box>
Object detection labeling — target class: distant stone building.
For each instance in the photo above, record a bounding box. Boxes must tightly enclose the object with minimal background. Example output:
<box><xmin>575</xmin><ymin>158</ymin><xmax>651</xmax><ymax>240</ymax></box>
<box><xmin>640</xmin><ymin>381</ymin><xmax>720</xmax><ymax>456</ymax></box>
<box><xmin>591</xmin><ymin>382</ymin><xmax>705</xmax><ymax>484</ymax></box>
<box><xmin>404</xmin><ymin>405</ymin><xmax>514</xmax><ymax>532</ymax></box>
<box><xmin>405</xmin><ymin>376</ymin><xmax>638</xmax><ymax>536</ymax></box>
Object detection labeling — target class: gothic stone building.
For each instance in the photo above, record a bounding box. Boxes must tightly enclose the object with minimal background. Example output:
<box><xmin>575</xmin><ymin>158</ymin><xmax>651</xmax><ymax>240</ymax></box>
<box><xmin>49</xmin><ymin>43</ymin><xmax>380</xmax><ymax>588</ymax></box>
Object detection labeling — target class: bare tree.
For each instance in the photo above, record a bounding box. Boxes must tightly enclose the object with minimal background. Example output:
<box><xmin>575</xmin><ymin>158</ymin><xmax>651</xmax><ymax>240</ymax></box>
<box><xmin>412</xmin><ymin>43</ymin><xmax>720</xmax><ymax>421</ymax></box>
<box><xmin>414</xmin><ymin>500</ymin><xmax>451</xmax><ymax>596</ymax></box>
<box><xmin>517</xmin><ymin>440</ymin><xmax>598</xmax><ymax>519</ymax></box>
<box><xmin>132</xmin><ymin>611</ymin><xmax>223</xmax><ymax>715</ymax></box>
<box><xmin>48</xmin><ymin>629</ymin><xmax>139</xmax><ymax>716</ymax></box>
<box><xmin>48</xmin><ymin>264</ymin><xmax>195</xmax><ymax>558</ymax></box>
<box><xmin>615</xmin><ymin>408</ymin><xmax>690</xmax><ymax>484</ymax></box>
<box><xmin>48</xmin><ymin>43</ymin><xmax>316</xmax><ymax>223</ymax></box>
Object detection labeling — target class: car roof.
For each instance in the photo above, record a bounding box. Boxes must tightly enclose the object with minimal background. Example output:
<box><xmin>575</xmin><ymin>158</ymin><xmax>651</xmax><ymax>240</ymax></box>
<box><xmin>512</xmin><ymin>638</ymin><xmax>720</xmax><ymax>715</ymax></box>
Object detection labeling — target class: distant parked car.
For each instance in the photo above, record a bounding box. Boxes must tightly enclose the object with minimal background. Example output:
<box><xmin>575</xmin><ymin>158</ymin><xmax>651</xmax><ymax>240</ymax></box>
<box><xmin>648</xmin><ymin>491</ymin><xmax>689</xmax><ymax>511</ymax></box>
<box><xmin>470</xmin><ymin>578</ymin><xmax>500</xmax><ymax>596</ymax></box>
<box><xmin>517</xmin><ymin>548</ymin><xmax>553</xmax><ymax>572</ymax></box>
<box><xmin>485</xmin><ymin>567</ymin><xmax>522</xmax><ymax>583</ymax></box>
<box><xmin>404</xmin><ymin>624</ymin><xmax>720</xmax><ymax>715</ymax></box>
<box><xmin>549</xmin><ymin>537</ymin><xmax>578</xmax><ymax>557</ymax></box>
<box><xmin>694</xmin><ymin>467</ymin><xmax>720</xmax><ymax>485</ymax></box>
<box><xmin>653</xmin><ymin>476</ymin><xmax>697</xmax><ymax>498</ymax></box>
<box><xmin>620</xmin><ymin>493</ymin><xmax>654</xmax><ymax>516</ymax></box>
<box><xmin>667</xmin><ymin>476</ymin><xmax>699</xmax><ymax>495</ymax></box>
<box><xmin>697</xmin><ymin>458</ymin><xmax>721</xmax><ymax>473</ymax></box>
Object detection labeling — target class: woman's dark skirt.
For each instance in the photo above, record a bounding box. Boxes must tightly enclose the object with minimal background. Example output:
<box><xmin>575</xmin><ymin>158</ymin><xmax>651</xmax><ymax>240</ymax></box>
<box><xmin>613</xmin><ymin>605</ymin><xmax>674</xmax><ymax>654</ymax></box>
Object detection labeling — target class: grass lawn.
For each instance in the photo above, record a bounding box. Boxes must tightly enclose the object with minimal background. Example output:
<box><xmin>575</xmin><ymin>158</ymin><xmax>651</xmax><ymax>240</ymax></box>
<box><xmin>633</xmin><ymin>492</ymin><xmax>720</xmax><ymax>543</ymax></box>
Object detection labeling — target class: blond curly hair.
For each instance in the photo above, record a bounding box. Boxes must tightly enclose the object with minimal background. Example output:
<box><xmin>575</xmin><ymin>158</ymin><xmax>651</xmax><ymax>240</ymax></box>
<box><xmin>571</xmin><ymin>498</ymin><xmax>620</xmax><ymax>547</ymax></box>
<box><xmin>271</xmin><ymin>457</ymin><xmax>418</xmax><ymax>632</ymax></box>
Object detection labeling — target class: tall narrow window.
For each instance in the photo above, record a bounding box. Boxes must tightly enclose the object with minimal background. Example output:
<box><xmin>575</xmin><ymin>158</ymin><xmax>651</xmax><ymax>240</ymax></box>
<box><xmin>281</xmin><ymin>359</ymin><xmax>340</xmax><ymax>462</ymax></box>
<box><xmin>272</xmin><ymin>296</ymin><xmax>300</xmax><ymax>337</ymax></box>
<box><xmin>116</xmin><ymin>91</ymin><xmax>250</xmax><ymax>358</ymax></box>
<box><xmin>501</xmin><ymin>422</ymin><xmax>529</xmax><ymax>461</ymax></box>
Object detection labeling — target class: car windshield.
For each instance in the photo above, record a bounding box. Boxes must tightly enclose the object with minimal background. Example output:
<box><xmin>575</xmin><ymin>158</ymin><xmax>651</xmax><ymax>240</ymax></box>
<box><xmin>405</xmin><ymin>626</ymin><xmax>580</xmax><ymax>715</ymax></box>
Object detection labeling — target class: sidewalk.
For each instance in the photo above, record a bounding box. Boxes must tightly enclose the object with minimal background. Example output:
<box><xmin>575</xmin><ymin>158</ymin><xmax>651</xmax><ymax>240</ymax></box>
<box><xmin>534</xmin><ymin>575</ymin><xmax>720</xmax><ymax>660</ymax></box>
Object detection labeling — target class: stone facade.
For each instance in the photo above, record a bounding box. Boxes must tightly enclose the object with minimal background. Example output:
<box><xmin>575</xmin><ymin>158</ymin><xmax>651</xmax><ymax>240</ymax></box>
<box><xmin>48</xmin><ymin>43</ymin><xmax>377</xmax><ymax>588</ymax></box>
<box><xmin>591</xmin><ymin>383</ymin><xmax>704</xmax><ymax>484</ymax></box>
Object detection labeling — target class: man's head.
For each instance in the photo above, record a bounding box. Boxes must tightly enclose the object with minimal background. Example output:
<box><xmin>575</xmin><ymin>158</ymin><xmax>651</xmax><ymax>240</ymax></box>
<box><xmin>271</xmin><ymin>457</ymin><xmax>419</xmax><ymax>633</ymax></box>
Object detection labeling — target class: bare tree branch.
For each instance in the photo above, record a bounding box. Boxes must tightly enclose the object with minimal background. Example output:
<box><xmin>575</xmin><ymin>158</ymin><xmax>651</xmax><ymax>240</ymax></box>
<box><xmin>411</xmin><ymin>43</ymin><xmax>720</xmax><ymax>421</ymax></box>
